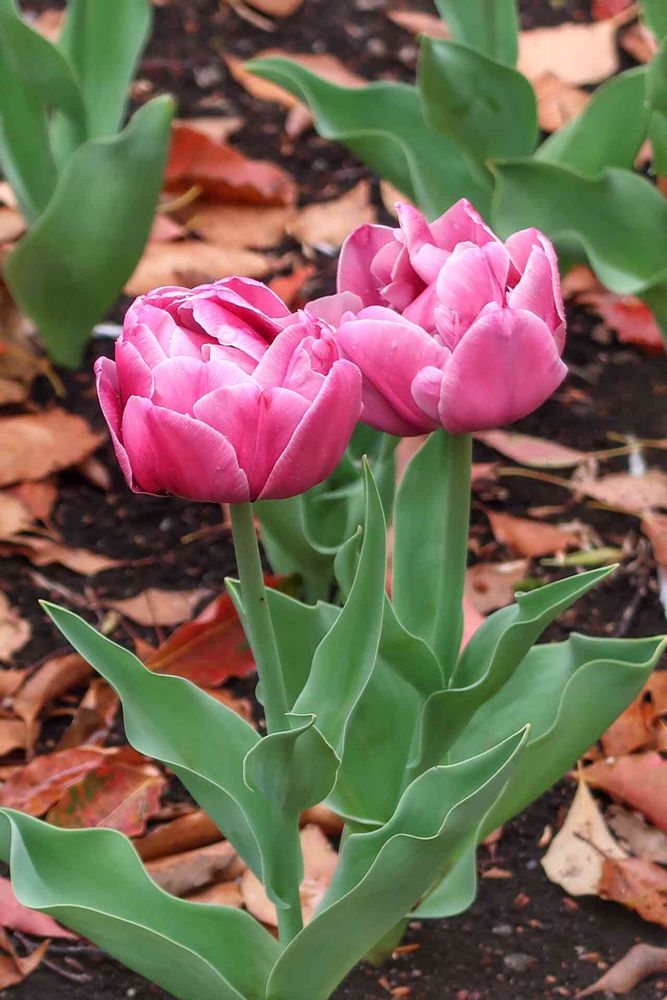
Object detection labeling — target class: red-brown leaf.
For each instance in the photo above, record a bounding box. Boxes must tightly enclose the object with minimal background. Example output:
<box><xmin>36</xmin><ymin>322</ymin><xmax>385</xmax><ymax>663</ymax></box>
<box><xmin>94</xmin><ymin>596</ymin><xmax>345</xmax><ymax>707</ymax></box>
<box><xmin>584</xmin><ymin>753</ymin><xmax>667</xmax><ymax>833</ymax></box>
<box><xmin>0</xmin><ymin>877</ymin><xmax>74</xmax><ymax>939</ymax></box>
<box><xmin>598</xmin><ymin>856</ymin><xmax>667</xmax><ymax>929</ymax></box>
<box><xmin>47</xmin><ymin>762</ymin><xmax>165</xmax><ymax>837</ymax></box>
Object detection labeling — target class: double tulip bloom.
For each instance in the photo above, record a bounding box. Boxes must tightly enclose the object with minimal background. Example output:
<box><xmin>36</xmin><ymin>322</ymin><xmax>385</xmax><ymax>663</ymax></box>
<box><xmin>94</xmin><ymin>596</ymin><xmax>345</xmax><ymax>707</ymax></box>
<box><xmin>95</xmin><ymin>279</ymin><xmax>361</xmax><ymax>503</ymax></box>
<box><xmin>327</xmin><ymin>199</ymin><xmax>566</xmax><ymax>436</ymax></box>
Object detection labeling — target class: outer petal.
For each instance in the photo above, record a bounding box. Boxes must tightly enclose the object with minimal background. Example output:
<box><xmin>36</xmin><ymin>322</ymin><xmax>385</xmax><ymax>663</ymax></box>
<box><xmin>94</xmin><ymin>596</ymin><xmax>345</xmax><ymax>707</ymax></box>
<box><xmin>305</xmin><ymin>291</ymin><xmax>364</xmax><ymax>327</ymax></box>
<box><xmin>434</xmin><ymin>242</ymin><xmax>511</xmax><ymax>346</ymax></box>
<box><xmin>259</xmin><ymin>359</ymin><xmax>362</xmax><ymax>500</ymax></box>
<box><xmin>95</xmin><ymin>358</ymin><xmax>133</xmax><ymax>489</ymax></box>
<box><xmin>437</xmin><ymin>307</ymin><xmax>567</xmax><ymax>434</ymax></box>
<box><xmin>121</xmin><ymin>396</ymin><xmax>249</xmax><ymax>502</ymax></box>
<box><xmin>506</xmin><ymin>229</ymin><xmax>566</xmax><ymax>352</ymax></box>
<box><xmin>151</xmin><ymin>357</ymin><xmax>207</xmax><ymax>415</ymax></box>
<box><xmin>428</xmin><ymin>198</ymin><xmax>499</xmax><ymax>251</ymax></box>
<box><xmin>335</xmin><ymin>308</ymin><xmax>446</xmax><ymax>435</ymax></box>
<box><xmin>337</xmin><ymin>223</ymin><xmax>396</xmax><ymax>305</ymax></box>
<box><xmin>396</xmin><ymin>203</ymin><xmax>448</xmax><ymax>284</ymax></box>
<box><xmin>114</xmin><ymin>339</ymin><xmax>154</xmax><ymax>407</ymax></box>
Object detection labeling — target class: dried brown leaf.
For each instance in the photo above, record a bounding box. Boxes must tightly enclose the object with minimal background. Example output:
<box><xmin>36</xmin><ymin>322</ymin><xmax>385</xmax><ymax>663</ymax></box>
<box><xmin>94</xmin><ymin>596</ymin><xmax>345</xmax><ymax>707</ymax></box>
<box><xmin>0</xmin><ymin>720</ymin><xmax>26</xmax><ymax>758</ymax></box>
<box><xmin>146</xmin><ymin>841</ymin><xmax>243</xmax><ymax>897</ymax></box>
<box><xmin>606</xmin><ymin>805</ymin><xmax>667</xmax><ymax>865</ymax></box>
<box><xmin>584</xmin><ymin>752</ymin><xmax>667</xmax><ymax>833</ymax></box>
<box><xmin>135</xmin><ymin>809</ymin><xmax>221</xmax><ymax>862</ymax></box>
<box><xmin>47</xmin><ymin>762</ymin><xmax>166</xmax><ymax>837</ymax></box>
<box><xmin>385</xmin><ymin>9</ymin><xmax>449</xmax><ymax>38</ymax></box>
<box><xmin>484</xmin><ymin>508</ymin><xmax>582</xmax><ymax>558</ymax></box>
<box><xmin>578</xmin><ymin>943</ymin><xmax>667</xmax><ymax>996</ymax></box>
<box><xmin>241</xmin><ymin>0</ymin><xmax>303</xmax><ymax>15</ymax></box>
<box><xmin>0</xmin><ymin>928</ymin><xmax>49</xmax><ymax>989</ymax></box>
<box><xmin>475</xmin><ymin>430</ymin><xmax>588</xmax><ymax>469</ymax></box>
<box><xmin>186</xmin><ymin>880</ymin><xmax>244</xmax><ymax>907</ymax></box>
<box><xmin>533</xmin><ymin>72</ymin><xmax>590</xmax><ymax>132</ymax></box>
<box><xmin>12</xmin><ymin>652</ymin><xmax>93</xmax><ymax>751</ymax></box>
<box><xmin>464</xmin><ymin>560</ymin><xmax>529</xmax><ymax>614</ymax></box>
<box><xmin>189</xmin><ymin>202</ymin><xmax>293</xmax><ymax>249</ymax></box>
<box><xmin>598</xmin><ymin>856</ymin><xmax>667</xmax><ymax>929</ymax></box>
<box><xmin>108</xmin><ymin>588</ymin><xmax>213</xmax><ymax>627</ymax></box>
<box><xmin>288</xmin><ymin>181</ymin><xmax>375</xmax><ymax>252</ymax></box>
<box><xmin>0</xmin><ymin>410</ymin><xmax>102</xmax><ymax>487</ymax></box>
<box><xmin>125</xmin><ymin>240</ymin><xmax>273</xmax><ymax>297</ymax></box>
<box><xmin>0</xmin><ymin>595</ymin><xmax>30</xmax><ymax>663</ymax></box>
<box><xmin>56</xmin><ymin>677</ymin><xmax>119</xmax><ymax>750</ymax></box>
<box><xmin>518</xmin><ymin>18</ymin><xmax>628</xmax><ymax>86</ymax></box>
<box><xmin>0</xmin><ymin>877</ymin><xmax>73</xmax><ymax>938</ymax></box>
<box><xmin>580</xmin><ymin>470</ymin><xmax>667</xmax><ymax>513</ymax></box>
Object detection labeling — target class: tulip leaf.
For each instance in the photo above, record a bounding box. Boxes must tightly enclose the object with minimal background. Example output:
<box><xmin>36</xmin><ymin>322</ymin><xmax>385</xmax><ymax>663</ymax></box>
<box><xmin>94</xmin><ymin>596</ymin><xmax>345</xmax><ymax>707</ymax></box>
<box><xmin>417</xmin><ymin>632</ymin><xmax>667</xmax><ymax>917</ymax></box>
<box><xmin>243</xmin><ymin>715</ymin><xmax>339</xmax><ymax>813</ymax></box>
<box><xmin>647</xmin><ymin>43</ymin><xmax>667</xmax><ymax>174</ymax></box>
<box><xmin>434</xmin><ymin>0</ymin><xmax>520</xmax><ymax>67</ymax></box>
<box><xmin>41</xmin><ymin>602</ymin><xmax>294</xmax><ymax>908</ymax></box>
<box><xmin>265</xmin><ymin>590</ymin><xmax>339</xmax><ymax>706</ymax></box>
<box><xmin>419</xmin><ymin>38</ymin><xmax>537</xmax><ymax>160</ymax></box>
<box><xmin>537</xmin><ymin>68</ymin><xmax>650</xmax><ymax>176</ymax></box>
<box><xmin>292</xmin><ymin>463</ymin><xmax>386</xmax><ymax>755</ymax></box>
<box><xmin>641</xmin><ymin>0</ymin><xmax>667</xmax><ymax>38</ymax></box>
<box><xmin>411</xmin><ymin>566</ymin><xmax>614</xmax><ymax>772</ymax></box>
<box><xmin>246</xmin><ymin>58</ymin><xmax>493</xmax><ymax>218</ymax></box>
<box><xmin>492</xmin><ymin>160</ymin><xmax>667</xmax><ymax>344</ymax></box>
<box><xmin>0</xmin><ymin>809</ymin><xmax>278</xmax><ymax>1000</ymax></box>
<box><xmin>265</xmin><ymin>729</ymin><xmax>527</xmax><ymax>1000</ymax></box>
<box><xmin>4</xmin><ymin>96</ymin><xmax>173</xmax><ymax>368</ymax></box>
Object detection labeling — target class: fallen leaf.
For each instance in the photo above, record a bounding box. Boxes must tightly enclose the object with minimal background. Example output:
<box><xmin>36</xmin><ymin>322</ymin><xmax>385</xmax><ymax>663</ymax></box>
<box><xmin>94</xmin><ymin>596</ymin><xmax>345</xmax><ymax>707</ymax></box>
<box><xmin>591</xmin><ymin>0</ymin><xmax>634</xmax><ymax>17</ymax></box>
<box><xmin>109</xmin><ymin>588</ymin><xmax>213</xmax><ymax>628</ymax></box>
<box><xmin>48</xmin><ymin>762</ymin><xmax>165</xmax><ymax>837</ymax></box>
<box><xmin>533</xmin><ymin>72</ymin><xmax>590</xmax><ymax>132</ymax></box>
<box><xmin>464</xmin><ymin>559</ymin><xmax>530</xmax><ymax>614</ymax></box>
<box><xmin>0</xmin><ymin>877</ymin><xmax>73</xmax><ymax>938</ymax></box>
<box><xmin>585</xmin><ymin>753</ymin><xmax>667</xmax><ymax>832</ymax></box>
<box><xmin>542</xmin><ymin>778</ymin><xmax>628</xmax><ymax>896</ymax></box>
<box><xmin>241</xmin><ymin>824</ymin><xmax>337</xmax><ymax>925</ymax></box>
<box><xmin>0</xmin><ymin>492</ymin><xmax>34</xmax><ymax>538</ymax></box>
<box><xmin>5</xmin><ymin>537</ymin><xmax>120</xmax><ymax>576</ymax></box>
<box><xmin>12</xmin><ymin>653</ymin><xmax>93</xmax><ymax>751</ymax></box>
<box><xmin>642</xmin><ymin>513</ymin><xmax>667</xmax><ymax>566</ymax></box>
<box><xmin>607</xmin><ymin>805</ymin><xmax>667</xmax><ymax>864</ymax></box>
<box><xmin>620</xmin><ymin>21</ymin><xmax>658</xmax><ymax>63</ymax></box>
<box><xmin>56</xmin><ymin>678</ymin><xmax>120</xmax><ymax>750</ymax></box>
<box><xmin>288</xmin><ymin>181</ymin><xmax>376</xmax><ymax>253</ymax></box>
<box><xmin>0</xmin><ymin>594</ymin><xmax>30</xmax><ymax>663</ymax></box>
<box><xmin>29</xmin><ymin>7</ymin><xmax>65</xmax><ymax>42</ymax></box>
<box><xmin>475</xmin><ymin>430</ymin><xmax>588</xmax><ymax>468</ymax></box>
<box><xmin>379</xmin><ymin>180</ymin><xmax>414</xmax><ymax>217</ymax></box>
<box><xmin>484</xmin><ymin>509</ymin><xmax>583</xmax><ymax>558</ymax></box>
<box><xmin>0</xmin><ymin>410</ymin><xmax>102</xmax><ymax>487</ymax></box>
<box><xmin>148</xmin><ymin>213</ymin><xmax>186</xmax><ymax>243</ymax></box>
<box><xmin>601</xmin><ymin>670</ymin><xmax>667</xmax><ymax>757</ymax></box>
<box><xmin>518</xmin><ymin>17</ymin><xmax>631</xmax><ymax>86</ymax></box>
<box><xmin>598</xmin><ymin>855</ymin><xmax>667</xmax><ymax>929</ymax></box>
<box><xmin>75</xmin><ymin>455</ymin><xmax>112</xmax><ymax>492</ymax></box>
<box><xmin>146</xmin><ymin>841</ymin><xmax>243</xmax><ymax>897</ymax></box>
<box><xmin>199</xmin><ymin>687</ymin><xmax>254</xmax><ymax>723</ymax></box>
<box><xmin>135</xmin><ymin>809</ymin><xmax>221</xmax><ymax>862</ymax></box>
<box><xmin>578</xmin><ymin>290</ymin><xmax>664</xmax><ymax>354</ymax></box>
<box><xmin>269</xmin><ymin>264</ymin><xmax>315</xmax><ymax>307</ymax></box>
<box><xmin>186</xmin><ymin>881</ymin><xmax>243</xmax><ymax>907</ymax></box>
<box><xmin>175</xmin><ymin>116</ymin><xmax>245</xmax><ymax>144</ymax></box>
<box><xmin>189</xmin><ymin>202</ymin><xmax>292</xmax><ymax>248</ymax></box>
<box><xmin>580</xmin><ymin>470</ymin><xmax>667</xmax><ymax>512</ymax></box>
<box><xmin>0</xmin><ymin>928</ymin><xmax>49</xmax><ymax>989</ymax></box>
<box><xmin>7</xmin><ymin>479</ymin><xmax>58</xmax><ymax>523</ymax></box>
<box><xmin>0</xmin><ymin>669</ymin><xmax>26</xmax><ymax>698</ymax></box>
<box><xmin>165</xmin><ymin>121</ymin><xmax>296</xmax><ymax>205</ymax></box>
<box><xmin>0</xmin><ymin>207</ymin><xmax>24</xmax><ymax>243</ymax></box>
<box><xmin>385</xmin><ymin>9</ymin><xmax>449</xmax><ymax>38</ymax></box>
<box><xmin>125</xmin><ymin>240</ymin><xmax>272</xmax><ymax>297</ymax></box>
<box><xmin>300</xmin><ymin>804</ymin><xmax>344</xmax><ymax>837</ymax></box>
<box><xmin>241</xmin><ymin>0</ymin><xmax>303</xmax><ymax>15</ymax></box>
<box><xmin>577</xmin><ymin>943</ymin><xmax>667</xmax><ymax>996</ymax></box>
<box><xmin>0</xmin><ymin>746</ymin><xmax>124</xmax><ymax>815</ymax></box>
<box><xmin>0</xmin><ymin>720</ymin><xmax>26</xmax><ymax>758</ymax></box>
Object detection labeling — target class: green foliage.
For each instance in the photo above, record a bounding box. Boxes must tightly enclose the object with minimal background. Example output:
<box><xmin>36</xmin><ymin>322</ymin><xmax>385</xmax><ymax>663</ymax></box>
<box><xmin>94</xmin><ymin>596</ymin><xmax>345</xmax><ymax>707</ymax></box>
<box><xmin>0</xmin><ymin>0</ymin><xmax>173</xmax><ymax>365</ymax></box>
<box><xmin>250</xmin><ymin>1</ymin><xmax>667</xmax><ymax>344</ymax></box>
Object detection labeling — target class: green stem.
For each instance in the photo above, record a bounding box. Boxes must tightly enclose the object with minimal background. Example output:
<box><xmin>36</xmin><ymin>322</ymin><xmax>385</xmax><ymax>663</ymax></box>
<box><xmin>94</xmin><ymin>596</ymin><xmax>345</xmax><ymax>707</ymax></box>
<box><xmin>436</xmin><ymin>431</ymin><xmax>472</xmax><ymax>684</ymax></box>
<box><xmin>229</xmin><ymin>501</ymin><xmax>303</xmax><ymax>944</ymax></box>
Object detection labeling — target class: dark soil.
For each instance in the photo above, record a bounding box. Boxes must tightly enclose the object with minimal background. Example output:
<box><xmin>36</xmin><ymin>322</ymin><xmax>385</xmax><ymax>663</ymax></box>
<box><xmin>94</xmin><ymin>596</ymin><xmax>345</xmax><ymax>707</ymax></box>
<box><xmin>5</xmin><ymin>0</ymin><xmax>667</xmax><ymax>997</ymax></box>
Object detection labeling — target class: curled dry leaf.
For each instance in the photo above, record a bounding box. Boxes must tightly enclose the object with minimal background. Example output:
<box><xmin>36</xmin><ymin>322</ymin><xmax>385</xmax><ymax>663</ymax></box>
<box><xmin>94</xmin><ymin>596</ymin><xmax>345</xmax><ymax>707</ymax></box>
<box><xmin>189</xmin><ymin>202</ymin><xmax>292</xmax><ymax>249</ymax></box>
<box><xmin>578</xmin><ymin>289</ymin><xmax>664</xmax><ymax>354</ymax></box>
<box><xmin>125</xmin><ymin>240</ymin><xmax>273</xmax><ymax>297</ymax></box>
<box><xmin>475</xmin><ymin>430</ymin><xmax>587</xmax><ymax>469</ymax></box>
<box><xmin>4</xmin><ymin>537</ymin><xmax>120</xmax><ymax>576</ymax></box>
<box><xmin>146</xmin><ymin>841</ymin><xmax>243</xmax><ymax>897</ymax></box>
<box><xmin>165</xmin><ymin>121</ymin><xmax>296</xmax><ymax>206</ymax></box>
<box><xmin>0</xmin><ymin>928</ymin><xmax>49</xmax><ymax>990</ymax></box>
<box><xmin>0</xmin><ymin>876</ymin><xmax>73</xmax><ymax>939</ymax></box>
<box><xmin>607</xmin><ymin>805</ymin><xmax>667</xmax><ymax>865</ymax></box>
<box><xmin>0</xmin><ymin>492</ymin><xmax>34</xmax><ymax>538</ymax></box>
<box><xmin>0</xmin><ymin>409</ymin><xmax>102</xmax><ymax>488</ymax></box>
<box><xmin>108</xmin><ymin>588</ymin><xmax>213</xmax><ymax>628</ymax></box>
<box><xmin>584</xmin><ymin>753</ymin><xmax>667</xmax><ymax>834</ymax></box>
<box><xmin>56</xmin><ymin>678</ymin><xmax>120</xmax><ymax>750</ymax></box>
<box><xmin>0</xmin><ymin>720</ymin><xmax>26</xmax><ymax>758</ymax></box>
<box><xmin>186</xmin><ymin>881</ymin><xmax>244</xmax><ymax>907</ymax></box>
<box><xmin>532</xmin><ymin>72</ymin><xmax>590</xmax><ymax>133</ymax></box>
<box><xmin>47</xmin><ymin>762</ymin><xmax>166</xmax><ymax>838</ymax></box>
<box><xmin>601</xmin><ymin>670</ymin><xmax>667</xmax><ymax>757</ymax></box>
<box><xmin>385</xmin><ymin>9</ymin><xmax>449</xmax><ymax>38</ymax></box>
<box><xmin>0</xmin><ymin>594</ymin><xmax>30</xmax><ymax>663</ymax></box>
<box><xmin>7</xmin><ymin>479</ymin><xmax>58</xmax><ymax>523</ymax></box>
<box><xmin>598</xmin><ymin>855</ymin><xmax>667</xmax><ymax>929</ymax></box>
<box><xmin>578</xmin><ymin>943</ymin><xmax>667</xmax><ymax>997</ymax></box>
<box><xmin>12</xmin><ymin>652</ymin><xmax>93</xmax><ymax>751</ymax></box>
<box><xmin>241</xmin><ymin>824</ymin><xmax>338</xmax><ymax>925</ymax></box>
<box><xmin>464</xmin><ymin>560</ymin><xmax>529</xmax><ymax>614</ymax></box>
<box><xmin>620</xmin><ymin>22</ymin><xmax>658</xmax><ymax>64</ymax></box>
<box><xmin>135</xmin><ymin>809</ymin><xmax>221</xmax><ymax>862</ymax></box>
<box><xmin>288</xmin><ymin>181</ymin><xmax>376</xmax><ymax>254</ymax></box>
<box><xmin>580</xmin><ymin>470</ymin><xmax>667</xmax><ymax>513</ymax></box>
<box><xmin>484</xmin><ymin>508</ymin><xmax>583</xmax><ymax>558</ymax></box>
<box><xmin>269</xmin><ymin>264</ymin><xmax>315</xmax><ymax>307</ymax></box>
<box><xmin>518</xmin><ymin>17</ymin><xmax>630</xmax><ymax>86</ymax></box>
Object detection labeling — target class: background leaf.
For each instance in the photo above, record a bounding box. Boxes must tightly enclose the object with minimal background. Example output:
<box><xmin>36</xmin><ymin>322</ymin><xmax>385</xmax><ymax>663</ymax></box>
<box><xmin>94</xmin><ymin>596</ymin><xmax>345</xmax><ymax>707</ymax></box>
<box><xmin>244</xmin><ymin>715</ymin><xmax>339</xmax><ymax>812</ymax></box>
<box><xmin>434</xmin><ymin>0</ymin><xmax>520</xmax><ymax>66</ymax></box>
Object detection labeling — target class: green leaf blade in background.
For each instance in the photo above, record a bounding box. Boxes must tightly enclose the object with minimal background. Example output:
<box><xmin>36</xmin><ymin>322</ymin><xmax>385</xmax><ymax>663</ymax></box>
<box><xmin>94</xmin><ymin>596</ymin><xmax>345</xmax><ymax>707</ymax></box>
<box><xmin>4</xmin><ymin>96</ymin><xmax>174</xmax><ymax>367</ymax></box>
<box><xmin>641</xmin><ymin>0</ymin><xmax>667</xmax><ymax>39</ymax></box>
<box><xmin>419</xmin><ymin>38</ymin><xmax>537</xmax><ymax>160</ymax></box>
<box><xmin>647</xmin><ymin>42</ymin><xmax>667</xmax><ymax>174</ymax></box>
<box><xmin>246</xmin><ymin>58</ymin><xmax>493</xmax><ymax>218</ymax></box>
<box><xmin>434</xmin><ymin>0</ymin><xmax>520</xmax><ymax>67</ymax></box>
<box><xmin>0</xmin><ymin>810</ymin><xmax>278</xmax><ymax>1000</ymax></box>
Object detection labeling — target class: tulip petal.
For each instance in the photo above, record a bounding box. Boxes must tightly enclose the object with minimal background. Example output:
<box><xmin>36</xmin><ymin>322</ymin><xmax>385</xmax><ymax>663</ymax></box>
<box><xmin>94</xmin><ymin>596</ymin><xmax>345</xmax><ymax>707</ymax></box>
<box><xmin>506</xmin><ymin>230</ymin><xmax>566</xmax><ymax>352</ymax></box>
<box><xmin>121</xmin><ymin>396</ymin><xmax>249</xmax><ymax>502</ymax></box>
<box><xmin>114</xmin><ymin>340</ymin><xmax>154</xmax><ymax>407</ymax></box>
<box><xmin>429</xmin><ymin>198</ymin><xmax>498</xmax><ymax>251</ymax></box>
<box><xmin>434</xmin><ymin>242</ymin><xmax>511</xmax><ymax>346</ymax></box>
<box><xmin>95</xmin><ymin>358</ymin><xmax>133</xmax><ymax>489</ymax></box>
<box><xmin>437</xmin><ymin>308</ymin><xmax>567</xmax><ymax>434</ymax></box>
<box><xmin>151</xmin><ymin>357</ymin><xmax>207</xmax><ymax>415</ymax></box>
<box><xmin>396</xmin><ymin>203</ymin><xmax>449</xmax><ymax>284</ymax></box>
<box><xmin>305</xmin><ymin>291</ymin><xmax>363</xmax><ymax>327</ymax></box>
<box><xmin>337</xmin><ymin>223</ymin><xmax>396</xmax><ymax>305</ymax></box>
<box><xmin>260</xmin><ymin>360</ymin><xmax>362</xmax><ymax>500</ymax></box>
<box><xmin>335</xmin><ymin>309</ymin><xmax>446</xmax><ymax>435</ymax></box>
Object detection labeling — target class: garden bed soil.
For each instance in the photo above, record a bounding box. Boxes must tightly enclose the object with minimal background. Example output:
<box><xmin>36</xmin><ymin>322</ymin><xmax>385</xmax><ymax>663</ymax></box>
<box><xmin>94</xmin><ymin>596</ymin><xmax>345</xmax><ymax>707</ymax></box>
<box><xmin>4</xmin><ymin>0</ymin><xmax>667</xmax><ymax>997</ymax></box>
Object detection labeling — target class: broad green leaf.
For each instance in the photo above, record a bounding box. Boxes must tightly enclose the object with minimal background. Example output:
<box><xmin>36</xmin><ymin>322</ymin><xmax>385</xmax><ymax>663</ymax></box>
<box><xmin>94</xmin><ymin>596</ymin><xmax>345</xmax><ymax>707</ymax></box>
<box><xmin>266</xmin><ymin>590</ymin><xmax>339</xmax><ymax>706</ymax></box>
<box><xmin>419</xmin><ymin>38</ymin><xmax>537</xmax><ymax>159</ymax></box>
<box><xmin>0</xmin><ymin>810</ymin><xmax>277</xmax><ymax>1000</ymax></box>
<box><xmin>266</xmin><ymin>729</ymin><xmax>527</xmax><ymax>1000</ymax></box>
<box><xmin>256</xmin><ymin>494</ymin><xmax>336</xmax><ymax>602</ymax></box>
<box><xmin>434</xmin><ymin>0</ymin><xmax>519</xmax><ymax>67</ymax></box>
<box><xmin>246</xmin><ymin>59</ymin><xmax>493</xmax><ymax>218</ymax></box>
<box><xmin>647</xmin><ymin>43</ymin><xmax>667</xmax><ymax>174</ymax></box>
<box><xmin>55</xmin><ymin>0</ymin><xmax>152</xmax><ymax>141</ymax></box>
<box><xmin>293</xmin><ymin>463</ymin><xmax>385</xmax><ymax>755</ymax></box>
<box><xmin>412</xmin><ymin>567</ymin><xmax>613</xmax><ymax>771</ymax></box>
<box><xmin>537</xmin><ymin>68</ymin><xmax>650</xmax><ymax>176</ymax></box>
<box><xmin>5</xmin><ymin>97</ymin><xmax>173</xmax><ymax>367</ymax></box>
<box><xmin>641</xmin><ymin>0</ymin><xmax>667</xmax><ymax>38</ymax></box>
<box><xmin>413</xmin><ymin>842</ymin><xmax>477</xmax><ymax>918</ymax></box>
<box><xmin>41</xmin><ymin>603</ymin><xmax>292</xmax><ymax>907</ymax></box>
<box><xmin>415</xmin><ymin>632</ymin><xmax>666</xmax><ymax>918</ymax></box>
<box><xmin>492</xmin><ymin>160</ymin><xmax>667</xmax><ymax>343</ymax></box>
<box><xmin>244</xmin><ymin>715</ymin><xmax>339</xmax><ymax>812</ymax></box>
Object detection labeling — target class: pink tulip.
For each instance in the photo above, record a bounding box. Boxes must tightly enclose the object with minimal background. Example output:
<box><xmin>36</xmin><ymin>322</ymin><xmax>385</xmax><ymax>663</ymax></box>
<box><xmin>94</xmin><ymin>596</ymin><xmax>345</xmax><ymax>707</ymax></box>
<box><xmin>329</xmin><ymin>199</ymin><xmax>566</xmax><ymax>436</ymax></box>
<box><xmin>95</xmin><ymin>278</ymin><xmax>362</xmax><ymax>503</ymax></box>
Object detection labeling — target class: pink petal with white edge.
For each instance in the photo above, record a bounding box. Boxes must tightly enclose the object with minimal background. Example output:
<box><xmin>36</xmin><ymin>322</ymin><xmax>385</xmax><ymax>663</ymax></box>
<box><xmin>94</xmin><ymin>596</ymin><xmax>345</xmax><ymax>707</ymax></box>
<box><xmin>437</xmin><ymin>308</ymin><xmax>567</xmax><ymax>434</ymax></box>
<box><xmin>260</xmin><ymin>360</ymin><xmax>362</xmax><ymax>500</ymax></box>
<box><xmin>121</xmin><ymin>396</ymin><xmax>249</xmax><ymax>502</ymax></box>
<box><xmin>428</xmin><ymin>198</ymin><xmax>499</xmax><ymax>251</ymax></box>
<box><xmin>95</xmin><ymin>358</ymin><xmax>133</xmax><ymax>488</ymax></box>
<box><xmin>337</xmin><ymin>223</ymin><xmax>396</xmax><ymax>305</ymax></box>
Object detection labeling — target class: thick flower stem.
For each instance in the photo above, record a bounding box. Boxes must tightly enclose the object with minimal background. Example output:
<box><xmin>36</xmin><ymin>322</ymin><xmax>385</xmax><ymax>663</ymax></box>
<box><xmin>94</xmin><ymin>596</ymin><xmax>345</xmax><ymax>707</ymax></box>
<box><xmin>230</xmin><ymin>501</ymin><xmax>303</xmax><ymax>945</ymax></box>
<box><xmin>437</xmin><ymin>431</ymin><xmax>472</xmax><ymax>684</ymax></box>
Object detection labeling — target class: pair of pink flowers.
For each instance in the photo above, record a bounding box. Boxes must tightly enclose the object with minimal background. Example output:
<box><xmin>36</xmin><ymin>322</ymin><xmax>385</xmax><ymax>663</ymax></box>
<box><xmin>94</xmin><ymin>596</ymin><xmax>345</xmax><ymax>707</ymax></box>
<box><xmin>96</xmin><ymin>200</ymin><xmax>566</xmax><ymax>504</ymax></box>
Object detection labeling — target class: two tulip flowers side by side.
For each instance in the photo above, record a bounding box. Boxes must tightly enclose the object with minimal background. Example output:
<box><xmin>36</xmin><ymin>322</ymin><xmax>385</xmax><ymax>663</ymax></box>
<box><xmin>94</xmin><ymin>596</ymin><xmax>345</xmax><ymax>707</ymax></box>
<box><xmin>0</xmin><ymin>201</ymin><xmax>662</xmax><ymax>1000</ymax></box>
